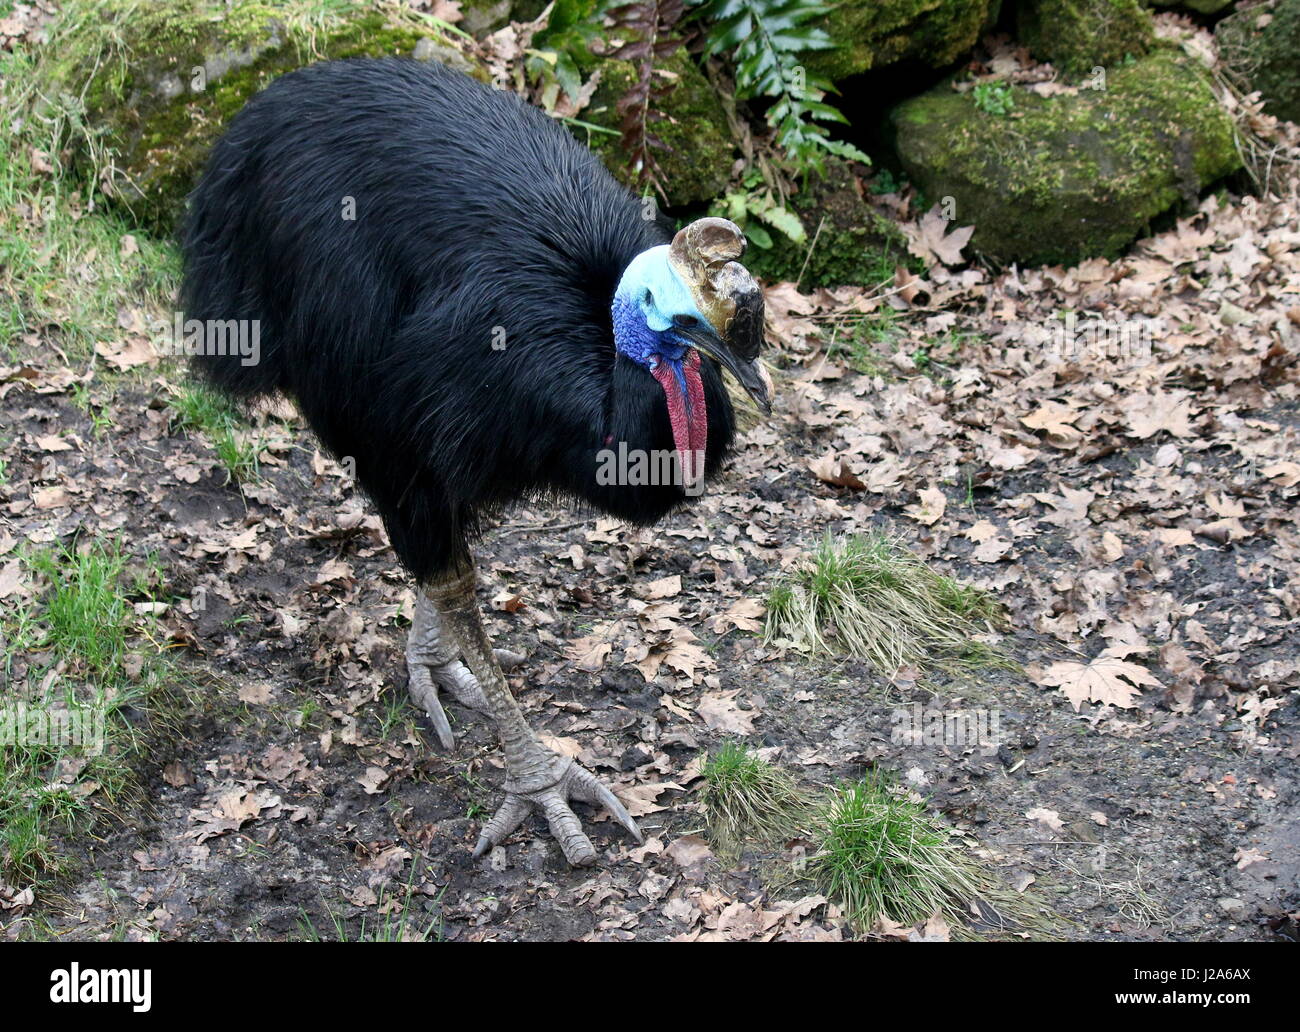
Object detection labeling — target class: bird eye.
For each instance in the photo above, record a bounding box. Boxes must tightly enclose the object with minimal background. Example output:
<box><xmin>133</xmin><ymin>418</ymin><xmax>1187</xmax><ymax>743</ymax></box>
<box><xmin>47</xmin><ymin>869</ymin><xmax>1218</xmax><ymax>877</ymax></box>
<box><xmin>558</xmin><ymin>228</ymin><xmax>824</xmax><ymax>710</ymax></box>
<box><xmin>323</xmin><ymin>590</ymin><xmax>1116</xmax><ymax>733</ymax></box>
<box><xmin>673</xmin><ymin>314</ymin><xmax>698</xmax><ymax>329</ymax></box>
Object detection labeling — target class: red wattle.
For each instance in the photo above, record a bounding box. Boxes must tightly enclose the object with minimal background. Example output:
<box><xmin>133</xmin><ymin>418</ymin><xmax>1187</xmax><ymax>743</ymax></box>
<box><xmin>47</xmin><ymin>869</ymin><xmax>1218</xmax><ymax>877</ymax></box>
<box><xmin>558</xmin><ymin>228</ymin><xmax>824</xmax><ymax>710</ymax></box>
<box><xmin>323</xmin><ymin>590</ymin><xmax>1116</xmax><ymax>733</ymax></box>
<box><xmin>651</xmin><ymin>350</ymin><xmax>707</xmax><ymax>491</ymax></box>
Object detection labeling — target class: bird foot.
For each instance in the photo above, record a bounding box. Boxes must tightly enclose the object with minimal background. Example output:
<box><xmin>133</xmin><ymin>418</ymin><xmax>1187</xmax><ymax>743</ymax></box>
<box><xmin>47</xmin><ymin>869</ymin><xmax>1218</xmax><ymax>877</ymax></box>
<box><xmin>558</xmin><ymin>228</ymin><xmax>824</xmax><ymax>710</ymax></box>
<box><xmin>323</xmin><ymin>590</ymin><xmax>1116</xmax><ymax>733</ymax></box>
<box><xmin>473</xmin><ymin>753</ymin><xmax>643</xmax><ymax>867</ymax></box>
<box><xmin>407</xmin><ymin>594</ymin><xmax>493</xmax><ymax>750</ymax></box>
<box><xmin>408</xmin><ymin>651</ymin><xmax>523</xmax><ymax>750</ymax></box>
<box><xmin>493</xmin><ymin>647</ymin><xmax>527</xmax><ymax>672</ymax></box>
<box><xmin>408</xmin><ymin>658</ymin><xmax>489</xmax><ymax>751</ymax></box>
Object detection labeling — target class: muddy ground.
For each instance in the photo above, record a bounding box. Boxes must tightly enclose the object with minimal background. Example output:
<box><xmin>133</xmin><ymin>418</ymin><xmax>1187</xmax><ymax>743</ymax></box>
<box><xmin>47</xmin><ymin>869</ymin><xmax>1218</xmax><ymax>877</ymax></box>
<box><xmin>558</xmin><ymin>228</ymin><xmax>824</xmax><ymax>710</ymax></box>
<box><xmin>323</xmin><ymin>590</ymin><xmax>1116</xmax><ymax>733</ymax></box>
<box><xmin>3</xmin><ymin>176</ymin><xmax>1299</xmax><ymax>939</ymax></box>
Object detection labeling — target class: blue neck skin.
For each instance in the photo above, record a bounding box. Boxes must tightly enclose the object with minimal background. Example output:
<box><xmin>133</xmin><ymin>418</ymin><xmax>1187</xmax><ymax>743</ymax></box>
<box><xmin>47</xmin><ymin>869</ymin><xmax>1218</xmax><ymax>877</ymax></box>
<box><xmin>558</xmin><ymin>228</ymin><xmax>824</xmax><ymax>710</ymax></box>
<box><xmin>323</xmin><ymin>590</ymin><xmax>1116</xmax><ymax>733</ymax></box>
<box><xmin>612</xmin><ymin>294</ymin><xmax>692</xmax><ymax>399</ymax></box>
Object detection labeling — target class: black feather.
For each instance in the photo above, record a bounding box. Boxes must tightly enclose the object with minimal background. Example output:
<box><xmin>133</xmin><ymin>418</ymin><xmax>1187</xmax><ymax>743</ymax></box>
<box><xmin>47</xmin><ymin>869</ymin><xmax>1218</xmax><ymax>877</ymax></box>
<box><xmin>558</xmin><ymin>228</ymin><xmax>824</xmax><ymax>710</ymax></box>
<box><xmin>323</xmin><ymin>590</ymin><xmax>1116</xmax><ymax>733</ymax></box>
<box><xmin>182</xmin><ymin>58</ymin><xmax>737</xmax><ymax>582</ymax></box>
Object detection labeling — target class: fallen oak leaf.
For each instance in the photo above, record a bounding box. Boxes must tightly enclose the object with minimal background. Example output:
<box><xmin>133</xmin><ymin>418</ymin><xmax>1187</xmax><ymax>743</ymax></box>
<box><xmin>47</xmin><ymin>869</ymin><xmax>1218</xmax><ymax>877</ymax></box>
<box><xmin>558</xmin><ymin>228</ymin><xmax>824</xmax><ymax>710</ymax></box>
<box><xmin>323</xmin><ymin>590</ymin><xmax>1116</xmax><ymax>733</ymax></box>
<box><xmin>612</xmin><ymin>781</ymin><xmax>683</xmax><ymax>818</ymax></box>
<box><xmin>640</xmin><ymin>574</ymin><xmax>682</xmax><ymax>599</ymax></box>
<box><xmin>1025</xmin><ymin>807</ymin><xmax>1065</xmax><ymax>833</ymax></box>
<box><xmin>1020</xmin><ymin>401</ymin><xmax>1083</xmax><ymax>445</ymax></box>
<box><xmin>696</xmin><ymin>688</ymin><xmax>756</xmax><ymax>734</ymax></box>
<box><xmin>708</xmin><ymin>597</ymin><xmax>765</xmax><ymax>635</ymax></box>
<box><xmin>566</xmin><ymin>631</ymin><xmax>615</xmax><ymax>672</ymax></box>
<box><xmin>95</xmin><ymin>335</ymin><xmax>157</xmax><ymax>370</ymax></box>
<box><xmin>358</xmin><ymin>766</ymin><xmax>391</xmax><ymax>795</ymax></box>
<box><xmin>661</xmin><ymin>631</ymin><xmax>714</xmax><ymax>681</ymax></box>
<box><xmin>808</xmin><ymin>450</ymin><xmax>865</xmax><ymax>490</ymax></box>
<box><xmin>904</xmin><ymin>485</ymin><xmax>947</xmax><ymax>526</ymax></box>
<box><xmin>1123</xmin><ymin>389</ymin><xmax>1196</xmax><ymax>440</ymax></box>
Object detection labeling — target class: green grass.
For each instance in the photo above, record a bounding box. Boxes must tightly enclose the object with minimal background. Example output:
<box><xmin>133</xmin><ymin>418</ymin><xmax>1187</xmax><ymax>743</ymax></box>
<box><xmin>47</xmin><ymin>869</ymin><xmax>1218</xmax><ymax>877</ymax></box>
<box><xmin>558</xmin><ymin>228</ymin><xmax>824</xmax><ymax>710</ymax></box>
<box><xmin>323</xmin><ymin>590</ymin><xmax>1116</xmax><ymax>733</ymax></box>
<box><xmin>696</xmin><ymin>749</ymin><xmax>1050</xmax><ymax>938</ymax></box>
<box><xmin>841</xmin><ymin>308</ymin><xmax>904</xmax><ymax>376</ymax></box>
<box><xmin>911</xmin><ymin>329</ymin><xmax>984</xmax><ymax>381</ymax></box>
<box><xmin>0</xmin><ymin>32</ymin><xmax>189</xmax><ymax>879</ymax></box>
<box><xmin>821</xmin><ymin>308</ymin><xmax>915</xmax><ymax>378</ymax></box>
<box><xmin>296</xmin><ymin>870</ymin><xmax>443</xmax><ymax>942</ymax></box>
<box><xmin>70</xmin><ymin>382</ymin><xmax>116</xmax><ymax>436</ymax></box>
<box><xmin>1</xmin><ymin>539</ymin><xmax>176</xmax><ymax>882</ymax></box>
<box><xmin>765</xmin><ymin>533</ymin><xmax>1005</xmax><ymax>672</ymax></box>
<box><xmin>823</xmin><ymin>316</ymin><xmax>987</xmax><ymax>382</ymax></box>
<box><xmin>809</xmin><ymin>772</ymin><xmax>1001</xmax><ymax>933</ymax></box>
<box><xmin>700</xmin><ymin>742</ymin><xmax>815</xmax><ymax>856</ymax></box>
<box><xmin>171</xmin><ymin>384</ymin><xmax>262</xmax><ymax>484</ymax></box>
<box><xmin>0</xmin><ymin>44</ymin><xmax>179</xmax><ymax>364</ymax></box>
<box><xmin>27</xmin><ymin>540</ymin><xmax>132</xmax><ymax>678</ymax></box>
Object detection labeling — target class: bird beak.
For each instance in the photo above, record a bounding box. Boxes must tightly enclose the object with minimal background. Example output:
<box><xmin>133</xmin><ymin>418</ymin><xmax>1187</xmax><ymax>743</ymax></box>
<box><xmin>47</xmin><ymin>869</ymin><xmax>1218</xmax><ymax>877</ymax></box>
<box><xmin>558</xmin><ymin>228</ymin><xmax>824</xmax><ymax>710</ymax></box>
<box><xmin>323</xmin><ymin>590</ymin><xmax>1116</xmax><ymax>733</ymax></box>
<box><xmin>676</xmin><ymin>318</ymin><xmax>771</xmax><ymax>415</ymax></box>
<box><xmin>669</xmin><ymin>218</ymin><xmax>772</xmax><ymax>416</ymax></box>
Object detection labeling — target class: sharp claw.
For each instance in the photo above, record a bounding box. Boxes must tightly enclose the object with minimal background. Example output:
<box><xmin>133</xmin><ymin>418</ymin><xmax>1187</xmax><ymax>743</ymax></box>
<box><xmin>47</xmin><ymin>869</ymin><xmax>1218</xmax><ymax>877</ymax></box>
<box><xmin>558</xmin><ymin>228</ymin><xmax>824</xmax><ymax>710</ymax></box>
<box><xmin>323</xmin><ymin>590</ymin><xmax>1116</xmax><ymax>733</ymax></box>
<box><xmin>492</xmin><ymin>648</ymin><xmax>527</xmax><ymax>672</ymax></box>
<box><xmin>596</xmin><ymin>784</ymin><xmax>644</xmax><ymax>844</ymax></box>
<box><xmin>410</xmin><ymin>667</ymin><xmax>457</xmax><ymax>750</ymax></box>
<box><xmin>473</xmin><ymin>795</ymin><xmax>531</xmax><ymax>860</ymax></box>
<box><xmin>568</xmin><ymin>765</ymin><xmax>644</xmax><ymax>844</ymax></box>
<box><xmin>426</xmin><ymin>696</ymin><xmax>456</xmax><ymax>752</ymax></box>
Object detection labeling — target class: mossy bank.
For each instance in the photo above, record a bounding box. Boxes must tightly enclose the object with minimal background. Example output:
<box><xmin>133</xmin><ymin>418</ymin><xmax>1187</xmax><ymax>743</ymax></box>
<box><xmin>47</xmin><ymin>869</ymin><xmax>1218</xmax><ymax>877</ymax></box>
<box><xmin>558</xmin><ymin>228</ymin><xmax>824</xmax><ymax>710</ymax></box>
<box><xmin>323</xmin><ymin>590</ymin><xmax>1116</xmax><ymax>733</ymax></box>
<box><xmin>892</xmin><ymin>49</ymin><xmax>1242</xmax><ymax>265</ymax></box>
<box><xmin>579</xmin><ymin>52</ymin><xmax>734</xmax><ymax>208</ymax></box>
<box><xmin>44</xmin><ymin>0</ymin><xmax>484</xmax><ymax>236</ymax></box>
<box><xmin>807</xmin><ymin>0</ymin><xmax>998</xmax><ymax>82</ymax></box>
<box><xmin>743</xmin><ymin>160</ymin><xmax>918</xmax><ymax>289</ymax></box>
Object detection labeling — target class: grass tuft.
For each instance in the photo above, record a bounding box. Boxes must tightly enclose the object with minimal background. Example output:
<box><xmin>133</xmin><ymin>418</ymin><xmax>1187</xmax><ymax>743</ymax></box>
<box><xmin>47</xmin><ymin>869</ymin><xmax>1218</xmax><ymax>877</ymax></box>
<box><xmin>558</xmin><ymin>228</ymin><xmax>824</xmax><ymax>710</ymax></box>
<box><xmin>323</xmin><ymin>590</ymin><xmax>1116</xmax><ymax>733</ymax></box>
<box><xmin>171</xmin><ymin>384</ymin><xmax>262</xmax><ymax>484</ymax></box>
<box><xmin>810</xmin><ymin>772</ymin><xmax>1002</xmax><ymax>933</ymax></box>
<box><xmin>27</xmin><ymin>540</ymin><xmax>132</xmax><ymax>680</ymax></box>
<box><xmin>765</xmin><ymin>532</ymin><xmax>1005</xmax><ymax>672</ymax></box>
<box><xmin>1</xmin><ymin>539</ymin><xmax>176</xmax><ymax>882</ymax></box>
<box><xmin>700</xmin><ymin>741</ymin><xmax>815</xmax><ymax>856</ymax></box>
<box><xmin>0</xmin><ymin>41</ymin><xmax>178</xmax><ymax>364</ymax></box>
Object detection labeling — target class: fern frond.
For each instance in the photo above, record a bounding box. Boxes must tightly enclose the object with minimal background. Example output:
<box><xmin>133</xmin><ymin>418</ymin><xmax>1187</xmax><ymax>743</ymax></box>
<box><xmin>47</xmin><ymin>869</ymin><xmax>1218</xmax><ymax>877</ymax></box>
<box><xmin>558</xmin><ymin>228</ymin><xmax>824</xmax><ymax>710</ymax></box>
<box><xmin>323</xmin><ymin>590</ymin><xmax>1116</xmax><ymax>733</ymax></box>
<box><xmin>693</xmin><ymin>0</ymin><xmax>869</xmax><ymax>176</ymax></box>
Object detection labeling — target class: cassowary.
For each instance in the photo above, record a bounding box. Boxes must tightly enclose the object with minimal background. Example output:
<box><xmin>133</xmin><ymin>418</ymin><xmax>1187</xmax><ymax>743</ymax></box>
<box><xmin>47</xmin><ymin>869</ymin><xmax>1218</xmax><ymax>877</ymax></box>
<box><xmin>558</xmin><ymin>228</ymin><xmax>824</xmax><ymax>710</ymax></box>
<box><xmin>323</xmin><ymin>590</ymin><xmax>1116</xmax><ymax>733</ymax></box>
<box><xmin>182</xmin><ymin>57</ymin><xmax>769</xmax><ymax>866</ymax></box>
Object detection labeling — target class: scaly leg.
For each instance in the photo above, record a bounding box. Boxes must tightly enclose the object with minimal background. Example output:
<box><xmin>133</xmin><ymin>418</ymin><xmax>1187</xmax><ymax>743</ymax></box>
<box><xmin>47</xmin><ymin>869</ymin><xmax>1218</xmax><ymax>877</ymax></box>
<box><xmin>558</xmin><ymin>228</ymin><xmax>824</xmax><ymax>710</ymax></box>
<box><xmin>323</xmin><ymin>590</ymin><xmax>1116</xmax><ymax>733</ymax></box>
<box><xmin>406</xmin><ymin>593</ymin><xmax>489</xmax><ymax>750</ymax></box>
<box><xmin>426</xmin><ymin>566</ymin><xmax>643</xmax><ymax>866</ymax></box>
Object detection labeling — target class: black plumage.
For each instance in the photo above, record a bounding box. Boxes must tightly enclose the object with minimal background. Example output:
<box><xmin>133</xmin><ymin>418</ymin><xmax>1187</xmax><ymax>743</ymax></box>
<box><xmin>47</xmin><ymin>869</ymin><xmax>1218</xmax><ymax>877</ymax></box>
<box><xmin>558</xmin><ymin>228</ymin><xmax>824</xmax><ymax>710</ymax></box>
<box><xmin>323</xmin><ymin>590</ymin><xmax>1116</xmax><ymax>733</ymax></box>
<box><xmin>182</xmin><ymin>57</ymin><xmax>738</xmax><ymax>582</ymax></box>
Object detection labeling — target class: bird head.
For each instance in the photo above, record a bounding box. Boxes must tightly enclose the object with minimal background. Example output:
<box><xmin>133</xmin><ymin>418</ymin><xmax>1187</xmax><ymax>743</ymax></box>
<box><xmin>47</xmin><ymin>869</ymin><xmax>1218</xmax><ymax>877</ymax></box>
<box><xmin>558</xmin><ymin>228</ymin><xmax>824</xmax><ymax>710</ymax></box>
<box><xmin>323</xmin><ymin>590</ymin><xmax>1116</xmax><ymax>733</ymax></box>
<box><xmin>612</xmin><ymin>218</ymin><xmax>770</xmax><ymax>489</ymax></box>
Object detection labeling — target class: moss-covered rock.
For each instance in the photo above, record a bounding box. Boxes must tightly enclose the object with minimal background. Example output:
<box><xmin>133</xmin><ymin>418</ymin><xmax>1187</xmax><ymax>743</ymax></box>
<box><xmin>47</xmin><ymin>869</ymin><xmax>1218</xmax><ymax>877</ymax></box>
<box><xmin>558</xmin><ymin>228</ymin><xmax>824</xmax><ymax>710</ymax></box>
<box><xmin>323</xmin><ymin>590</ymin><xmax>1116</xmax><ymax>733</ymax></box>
<box><xmin>1017</xmin><ymin>0</ymin><xmax>1154</xmax><ymax>77</ymax></box>
<box><xmin>580</xmin><ymin>53</ymin><xmax>733</xmax><ymax>207</ymax></box>
<box><xmin>742</xmin><ymin>161</ymin><xmax>916</xmax><ymax>288</ymax></box>
<box><xmin>1145</xmin><ymin>0</ymin><xmax>1234</xmax><ymax>15</ymax></box>
<box><xmin>1217</xmin><ymin>0</ymin><xmax>1300</xmax><ymax>125</ymax></box>
<box><xmin>891</xmin><ymin>50</ymin><xmax>1241</xmax><ymax>265</ymax></box>
<box><xmin>50</xmin><ymin>0</ymin><xmax>487</xmax><ymax>236</ymax></box>
<box><xmin>807</xmin><ymin>0</ymin><xmax>998</xmax><ymax>82</ymax></box>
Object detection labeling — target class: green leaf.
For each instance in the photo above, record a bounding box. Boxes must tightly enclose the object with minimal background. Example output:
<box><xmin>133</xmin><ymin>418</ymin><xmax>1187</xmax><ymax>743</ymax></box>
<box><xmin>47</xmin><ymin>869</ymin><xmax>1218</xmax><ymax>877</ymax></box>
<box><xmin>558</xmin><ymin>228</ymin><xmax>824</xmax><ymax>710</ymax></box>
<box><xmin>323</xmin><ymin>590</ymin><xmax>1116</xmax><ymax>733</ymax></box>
<box><xmin>745</xmin><ymin>223</ymin><xmax>774</xmax><ymax>249</ymax></box>
<box><xmin>696</xmin><ymin>0</ymin><xmax>866</xmax><ymax>176</ymax></box>
<box><xmin>753</xmin><ymin>202</ymin><xmax>806</xmax><ymax>243</ymax></box>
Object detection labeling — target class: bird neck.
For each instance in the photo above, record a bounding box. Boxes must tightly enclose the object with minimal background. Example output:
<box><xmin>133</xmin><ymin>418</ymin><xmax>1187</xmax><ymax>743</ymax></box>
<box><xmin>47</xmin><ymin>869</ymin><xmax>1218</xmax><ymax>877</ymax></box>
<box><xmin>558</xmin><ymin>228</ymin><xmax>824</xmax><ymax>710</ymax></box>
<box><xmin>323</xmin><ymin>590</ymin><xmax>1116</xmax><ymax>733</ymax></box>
<box><xmin>608</xmin><ymin>293</ymin><xmax>708</xmax><ymax>492</ymax></box>
<box><xmin>610</xmin><ymin>293</ymin><xmax>660</xmax><ymax>367</ymax></box>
